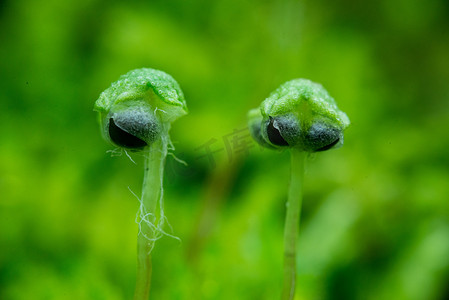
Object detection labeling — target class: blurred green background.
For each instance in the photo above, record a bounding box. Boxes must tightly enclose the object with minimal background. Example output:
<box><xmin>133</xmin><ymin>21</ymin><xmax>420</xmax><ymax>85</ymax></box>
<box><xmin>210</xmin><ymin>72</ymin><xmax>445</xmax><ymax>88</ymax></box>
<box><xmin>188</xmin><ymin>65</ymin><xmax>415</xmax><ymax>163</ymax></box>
<box><xmin>1</xmin><ymin>0</ymin><xmax>449</xmax><ymax>299</ymax></box>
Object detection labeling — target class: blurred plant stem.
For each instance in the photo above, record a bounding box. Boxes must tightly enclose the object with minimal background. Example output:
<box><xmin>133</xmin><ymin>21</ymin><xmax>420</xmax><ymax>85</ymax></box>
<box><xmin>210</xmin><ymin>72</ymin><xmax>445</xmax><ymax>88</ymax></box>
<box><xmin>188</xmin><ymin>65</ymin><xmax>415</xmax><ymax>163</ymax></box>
<box><xmin>187</xmin><ymin>158</ymin><xmax>241</xmax><ymax>263</ymax></box>
<box><xmin>281</xmin><ymin>149</ymin><xmax>305</xmax><ymax>300</ymax></box>
<box><xmin>134</xmin><ymin>138</ymin><xmax>165</xmax><ymax>300</ymax></box>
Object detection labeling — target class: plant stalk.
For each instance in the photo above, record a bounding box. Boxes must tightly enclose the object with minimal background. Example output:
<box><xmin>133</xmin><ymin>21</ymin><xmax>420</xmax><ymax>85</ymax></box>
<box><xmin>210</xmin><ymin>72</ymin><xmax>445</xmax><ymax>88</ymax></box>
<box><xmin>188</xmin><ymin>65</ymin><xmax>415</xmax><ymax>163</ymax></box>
<box><xmin>134</xmin><ymin>138</ymin><xmax>166</xmax><ymax>300</ymax></box>
<box><xmin>281</xmin><ymin>149</ymin><xmax>306</xmax><ymax>300</ymax></box>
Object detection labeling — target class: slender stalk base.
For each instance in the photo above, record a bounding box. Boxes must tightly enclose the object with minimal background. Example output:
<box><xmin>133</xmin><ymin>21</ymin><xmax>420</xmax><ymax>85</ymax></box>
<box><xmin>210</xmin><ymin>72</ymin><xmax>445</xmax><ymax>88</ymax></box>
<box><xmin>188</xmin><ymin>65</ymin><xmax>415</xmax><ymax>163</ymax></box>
<box><xmin>134</xmin><ymin>138</ymin><xmax>166</xmax><ymax>300</ymax></box>
<box><xmin>134</xmin><ymin>241</ymin><xmax>152</xmax><ymax>300</ymax></box>
<box><xmin>281</xmin><ymin>149</ymin><xmax>306</xmax><ymax>300</ymax></box>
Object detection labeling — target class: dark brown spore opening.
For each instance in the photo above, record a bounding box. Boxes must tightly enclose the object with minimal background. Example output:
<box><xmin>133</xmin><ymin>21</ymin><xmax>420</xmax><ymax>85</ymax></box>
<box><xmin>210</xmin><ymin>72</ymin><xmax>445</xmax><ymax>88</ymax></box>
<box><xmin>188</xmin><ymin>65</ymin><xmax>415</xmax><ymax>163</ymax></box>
<box><xmin>267</xmin><ymin>117</ymin><xmax>289</xmax><ymax>146</ymax></box>
<box><xmin>108</xmin><ymin>118</ymin><xmax>147</xmax><ymax>149</ymax></box>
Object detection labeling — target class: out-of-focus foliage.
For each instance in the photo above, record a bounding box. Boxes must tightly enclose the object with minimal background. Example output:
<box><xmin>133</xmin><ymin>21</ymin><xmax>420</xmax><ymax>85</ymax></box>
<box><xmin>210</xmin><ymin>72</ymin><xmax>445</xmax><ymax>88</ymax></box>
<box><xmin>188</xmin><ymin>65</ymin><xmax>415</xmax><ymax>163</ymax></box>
<box><xmin>1</xmin><ymin>0</ymin><xmax>449</xmax><ymax>299</ymax></box>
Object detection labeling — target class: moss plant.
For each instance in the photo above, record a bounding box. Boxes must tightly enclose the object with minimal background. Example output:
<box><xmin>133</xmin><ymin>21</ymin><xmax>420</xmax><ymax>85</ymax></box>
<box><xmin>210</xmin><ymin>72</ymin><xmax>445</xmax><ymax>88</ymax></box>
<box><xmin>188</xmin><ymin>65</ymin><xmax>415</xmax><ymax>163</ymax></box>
<box><xmin>248</xmin><ymin>79</ymin><xmax>350</xmax><ymax>300</ymax></box>
<box><xmin>94</xmin><ymin>68</ymin><xmax>188</xmax><ymax>300</ymax></box>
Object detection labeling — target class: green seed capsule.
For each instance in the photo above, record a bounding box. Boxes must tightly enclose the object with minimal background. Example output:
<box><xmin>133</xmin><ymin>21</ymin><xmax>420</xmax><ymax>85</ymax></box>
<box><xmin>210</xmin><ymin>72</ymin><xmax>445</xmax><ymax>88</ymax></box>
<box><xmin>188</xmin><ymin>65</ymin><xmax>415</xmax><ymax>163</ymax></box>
<box><xmin>94</xmin><ymin>68</ymin><xmax>188</xmax><ymax>149</ymax></box>
<box><xmin>249</xmin><ymin>79</ymin><xmax>350</xmax><ymax>152</ymax></box>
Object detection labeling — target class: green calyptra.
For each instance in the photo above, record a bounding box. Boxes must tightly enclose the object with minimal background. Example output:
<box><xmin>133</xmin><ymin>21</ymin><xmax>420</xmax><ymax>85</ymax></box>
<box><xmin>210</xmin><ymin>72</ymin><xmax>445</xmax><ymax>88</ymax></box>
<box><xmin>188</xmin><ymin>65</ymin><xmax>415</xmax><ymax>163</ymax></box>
<box><xmin>94</xmin><ymin>68</ymin><xmax>188</xmax><ymax>149</ymax></box>
<box><xmin>248</xmin><ymin>79</ymin><xmax>349</xmax><ymax>152</ymax></box>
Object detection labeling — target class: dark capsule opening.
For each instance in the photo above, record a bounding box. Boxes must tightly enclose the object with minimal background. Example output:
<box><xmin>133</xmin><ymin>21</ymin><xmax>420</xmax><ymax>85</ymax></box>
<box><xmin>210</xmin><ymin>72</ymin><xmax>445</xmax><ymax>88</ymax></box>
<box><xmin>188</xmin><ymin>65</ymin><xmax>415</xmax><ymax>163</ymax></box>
<box><xmin>267</xmin><ymin>117</ymin><xmax>289</xmax><ymax>146</ymax></box>
<box><xmin>108</xmin><ymin>118</ymin><xmax>147</xmax><ymax>149</ymax></box>
<box><xmin>315</xmin><ymin>138</ymin><xmax>340</xmax><ymax>152</ymax></box>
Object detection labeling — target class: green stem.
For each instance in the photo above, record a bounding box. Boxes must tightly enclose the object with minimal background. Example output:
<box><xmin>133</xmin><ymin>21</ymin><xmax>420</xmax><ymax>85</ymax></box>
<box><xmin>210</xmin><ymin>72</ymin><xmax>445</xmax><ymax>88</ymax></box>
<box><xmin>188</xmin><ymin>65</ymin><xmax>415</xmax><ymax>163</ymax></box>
<box><xmin>281</xmin><ymin>149</ymin><xmax>306</xmax><ymax>300</ymax></box>
<box><xmin>134</xmin><ymin>138</ymin><xmax>166</xmax><ymax>300</ymax></box>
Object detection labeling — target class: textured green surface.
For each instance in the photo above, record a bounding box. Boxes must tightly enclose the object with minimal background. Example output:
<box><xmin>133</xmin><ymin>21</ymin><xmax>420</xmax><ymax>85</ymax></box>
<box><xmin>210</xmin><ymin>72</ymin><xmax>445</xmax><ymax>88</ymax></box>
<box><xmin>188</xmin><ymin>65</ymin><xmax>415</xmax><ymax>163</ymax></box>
<box><xmin>94</xmin><ymin>68</ymin><xmax>187</xmax><ymax>148</ymax></box>
<box><xmin>260</xmin><ymin>79</ymin><xmax>349</xmax><ymax>129</ymax></box>
<box><xmin>250</xmin><ymin>79</ymin><xmax>349</xmax><ymax>151</ymax></box>
<box><xmin>95</xmin><ymin>68</ymin><xmax>187</xmax><ymax>122</ymax></box>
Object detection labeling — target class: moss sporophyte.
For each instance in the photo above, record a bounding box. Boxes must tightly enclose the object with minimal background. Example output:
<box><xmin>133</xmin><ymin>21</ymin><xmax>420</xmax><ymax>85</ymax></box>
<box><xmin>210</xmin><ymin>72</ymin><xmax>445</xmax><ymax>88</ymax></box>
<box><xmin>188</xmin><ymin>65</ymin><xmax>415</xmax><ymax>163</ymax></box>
<box><xmin>94</xmin><ymin>68</ymin><xmax>187</xmax><ymax>300</ymax></box>
<box><xmin>248</xmin><ymin>79</ymin><xmax>350</xmax><ymax>300</ymax></box>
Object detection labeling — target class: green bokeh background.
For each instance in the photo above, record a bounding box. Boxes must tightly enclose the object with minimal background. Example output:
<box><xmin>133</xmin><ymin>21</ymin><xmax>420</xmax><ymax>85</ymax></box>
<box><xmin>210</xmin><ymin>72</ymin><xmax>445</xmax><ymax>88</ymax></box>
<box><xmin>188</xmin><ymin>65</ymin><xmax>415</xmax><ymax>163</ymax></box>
<box><xmin>1</xmin><ymin>0</ymin><xmax>449</xmax><ymax>299</ymax></box>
